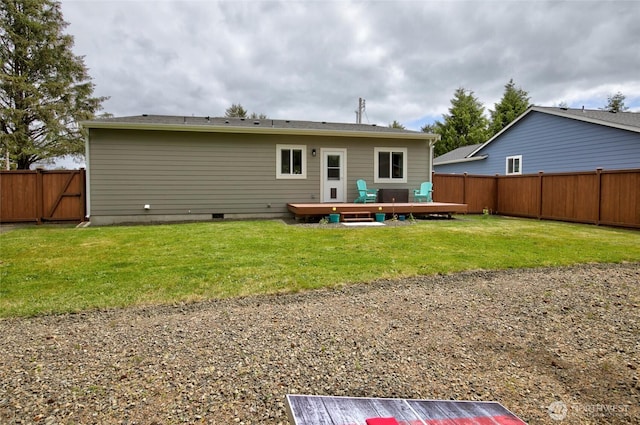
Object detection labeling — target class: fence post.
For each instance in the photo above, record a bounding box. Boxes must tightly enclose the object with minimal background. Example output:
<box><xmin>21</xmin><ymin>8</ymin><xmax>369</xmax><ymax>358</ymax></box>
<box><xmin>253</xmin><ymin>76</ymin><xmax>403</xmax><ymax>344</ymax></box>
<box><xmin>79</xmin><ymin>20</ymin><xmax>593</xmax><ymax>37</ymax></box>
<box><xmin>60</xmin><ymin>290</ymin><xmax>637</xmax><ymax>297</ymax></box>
<box><xmin>494</xmin><ymin>174</ymin><xmax>500</xmax><ymax>214</ymax></box>
<box><xmin>538</xmin><ymin>171</ymin><xmax>544</xmax><ymax>220</ymax></box>
<box><xmin>463</xmin><ymin>172</ymin><xmax>467</xmax><ymax>205</ymax></box>
<box><xmin>81</xmin><ymin>168</ymin><xmax>87</xmax><ymax>220</ymax></box>
<box><xmin>431</xmin><ymin>170</ymin><xmax>435</xmax><ymax>202</ymax></box>
<box><xmin>596</xmin><ymin>168</ymin><xmax>602</xmax><ymax>226</ymax></box>
<box><xmin>36</xmin><ymin>168</ymin><xmax>44</xmax><ymax>224</ymax></box>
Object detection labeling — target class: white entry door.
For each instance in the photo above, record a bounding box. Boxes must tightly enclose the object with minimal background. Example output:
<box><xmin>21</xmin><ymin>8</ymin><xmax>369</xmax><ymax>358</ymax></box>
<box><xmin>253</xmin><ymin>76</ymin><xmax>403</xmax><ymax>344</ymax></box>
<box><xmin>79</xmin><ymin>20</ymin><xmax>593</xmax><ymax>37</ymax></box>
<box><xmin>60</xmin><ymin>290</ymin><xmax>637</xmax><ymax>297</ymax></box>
<box><xmin>321</xmin><ymin>149</ymin><xmax>346</xmax><ymax>203</ymax></box>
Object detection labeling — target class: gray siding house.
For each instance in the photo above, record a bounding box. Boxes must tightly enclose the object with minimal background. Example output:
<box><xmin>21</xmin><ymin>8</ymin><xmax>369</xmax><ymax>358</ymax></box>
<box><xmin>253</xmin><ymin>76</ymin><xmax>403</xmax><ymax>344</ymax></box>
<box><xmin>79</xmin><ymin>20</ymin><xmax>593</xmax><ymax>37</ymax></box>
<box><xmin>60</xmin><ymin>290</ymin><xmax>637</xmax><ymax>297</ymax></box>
<box><xmin>82</xmin><ymin>115</ymin><xmax>438</xmax><ymax>225</ymax></box>
<box><xmin>433</xmin><ymin>107</ymin><xmax>640</xmax><ymax>175</ymax></box>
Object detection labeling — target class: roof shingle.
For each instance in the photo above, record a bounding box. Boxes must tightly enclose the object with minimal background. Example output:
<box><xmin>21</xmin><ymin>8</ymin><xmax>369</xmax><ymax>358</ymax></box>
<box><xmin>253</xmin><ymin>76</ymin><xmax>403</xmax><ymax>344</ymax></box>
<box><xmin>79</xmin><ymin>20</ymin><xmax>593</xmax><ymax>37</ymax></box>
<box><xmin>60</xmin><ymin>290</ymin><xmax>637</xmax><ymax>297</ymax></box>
<box><xmin>84</xmin><ymin>114</ymin><xmax>427</xmax><ymax>135</ymax></box>
<box><xmin>433</xmin><ymin>143</ymin><xmax>483</xmax><ymax>164</ymax></box>
<box><xmin>534</xmin><ymin>107</ymin><xmax>640</xmax><ymax>130</ymax></box>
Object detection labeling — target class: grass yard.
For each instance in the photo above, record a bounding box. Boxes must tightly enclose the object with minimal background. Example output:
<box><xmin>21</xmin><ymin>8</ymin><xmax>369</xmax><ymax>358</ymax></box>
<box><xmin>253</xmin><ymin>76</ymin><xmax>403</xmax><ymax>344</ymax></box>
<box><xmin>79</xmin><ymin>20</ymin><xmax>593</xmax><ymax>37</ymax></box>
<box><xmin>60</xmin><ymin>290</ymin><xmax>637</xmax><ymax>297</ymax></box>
<box><xmin>1</xmin><ymin>215</ymin><xmax>639</xmax><ymax>317</ymax></box>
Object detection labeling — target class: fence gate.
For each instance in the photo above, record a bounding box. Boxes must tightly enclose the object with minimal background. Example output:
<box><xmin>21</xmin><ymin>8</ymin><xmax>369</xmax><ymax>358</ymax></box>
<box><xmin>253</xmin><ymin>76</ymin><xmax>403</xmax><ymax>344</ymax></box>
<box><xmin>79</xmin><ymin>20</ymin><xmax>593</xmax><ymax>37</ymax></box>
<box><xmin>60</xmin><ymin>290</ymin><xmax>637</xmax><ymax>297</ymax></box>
<box><xmin>0</xmin><ymin>169</ymin><xmax>86</xmax><ymax>223</ymax></box>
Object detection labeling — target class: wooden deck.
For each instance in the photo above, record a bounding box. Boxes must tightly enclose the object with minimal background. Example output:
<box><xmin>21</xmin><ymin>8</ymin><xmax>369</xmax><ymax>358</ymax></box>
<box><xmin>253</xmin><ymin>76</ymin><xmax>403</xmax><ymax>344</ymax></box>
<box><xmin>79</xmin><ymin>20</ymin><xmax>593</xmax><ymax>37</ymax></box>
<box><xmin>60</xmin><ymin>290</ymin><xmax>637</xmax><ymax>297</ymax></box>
<box><xmin>286</xmin><ymin>395</ymin><xmax>527</xmax><ymax>425</ymax></box>
<box><xmin>287</xmin><ymin>202</ymin><xmax>468</xmax><ymax>219</ymax></box>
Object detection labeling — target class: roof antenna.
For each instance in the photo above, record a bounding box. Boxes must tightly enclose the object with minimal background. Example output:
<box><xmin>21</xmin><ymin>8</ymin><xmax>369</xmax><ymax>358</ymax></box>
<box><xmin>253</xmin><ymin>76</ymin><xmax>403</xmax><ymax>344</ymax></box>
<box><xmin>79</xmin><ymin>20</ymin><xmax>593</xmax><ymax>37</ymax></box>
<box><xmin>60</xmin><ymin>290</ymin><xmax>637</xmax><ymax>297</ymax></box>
<box><xmin>355</xmin><ymin>97</ymin><xmax>365</xmax><ymax>124</ymax></box>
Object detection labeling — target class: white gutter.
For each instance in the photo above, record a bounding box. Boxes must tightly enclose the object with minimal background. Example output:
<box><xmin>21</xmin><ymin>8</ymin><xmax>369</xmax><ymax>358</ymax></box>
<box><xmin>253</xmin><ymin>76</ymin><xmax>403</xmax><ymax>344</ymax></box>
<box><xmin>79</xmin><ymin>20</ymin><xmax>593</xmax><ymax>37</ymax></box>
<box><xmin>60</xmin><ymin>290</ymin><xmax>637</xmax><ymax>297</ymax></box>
<box><xmin>84</xmin><ymin>133</ymin><xmax>91</xmax><ymax>219</ymax></box>
<box><xmin>428</xmin><ymin>134</ymin><xmax>440</xmax><ymax>179</ymax></box>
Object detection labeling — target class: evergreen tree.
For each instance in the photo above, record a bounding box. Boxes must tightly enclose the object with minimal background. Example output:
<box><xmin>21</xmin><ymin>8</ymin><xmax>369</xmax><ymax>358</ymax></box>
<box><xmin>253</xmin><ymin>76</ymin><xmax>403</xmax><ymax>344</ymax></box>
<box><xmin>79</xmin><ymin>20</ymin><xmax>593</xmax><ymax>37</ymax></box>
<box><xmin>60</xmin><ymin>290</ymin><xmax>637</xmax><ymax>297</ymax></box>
<box><xmin>602</xmin><ymin>91</ymin><xmax>628</xmax><ymax>113</ymax></box>
<box><xmin>249</xmin><ymin>112</ymin><xmax>268</xmax><ymax>119</ymax></box>
<box><xmin>488</xmin><ymin>79</ymin><xmax>531</xmax><ymax>136</ymax></box>
<box><xmin>389</xmin><ymin>120</ymin><xmax>405</xmax><ymax>129</ymax></box>
<box><xmin>420</xmin><ymin>123</ymin><xmax>436</xmax><ymax>134</ymax></box>
<box><xmin>224</xmin><ymin>104</ymin><xmax>267</xmax><ymax>119</ymax></box>
<box><xmin>225</xmin><ymin>103</ymin><xmax>248</xmax><ymax>118</ymax></box>
<box><xmin>434</xmin><ymin>87</ymin><xmax>488</xmax><ymax>157</ymax></box>
<box><xmin>1</xmin><ymin>0</ymin><xmax>106</xmax><ymax>169</ymax></box>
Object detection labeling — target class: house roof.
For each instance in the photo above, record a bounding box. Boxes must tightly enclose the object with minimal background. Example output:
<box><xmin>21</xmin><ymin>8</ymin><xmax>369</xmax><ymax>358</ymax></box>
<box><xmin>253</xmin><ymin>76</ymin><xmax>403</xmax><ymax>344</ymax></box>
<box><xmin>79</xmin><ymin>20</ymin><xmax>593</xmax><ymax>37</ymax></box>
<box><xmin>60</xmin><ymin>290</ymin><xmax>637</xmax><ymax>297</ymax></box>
<box><xmin>433</xmin><ymin>143</ymin><xmax>485</xmax><ymax>165</ymax></box>
<box><xmin>435</xmin><ymin>106</ymin><xmax>640</xmax><ymax>166</ymax></box>
<box><xmin>81</xmin><ymin>115</ymin><xmax>439</xmax><ymax>142</ymax></box>
<box><xmin>531</xmin><ymin>106</ymin><xmax>640</xmax><ymax>132</ymax></box>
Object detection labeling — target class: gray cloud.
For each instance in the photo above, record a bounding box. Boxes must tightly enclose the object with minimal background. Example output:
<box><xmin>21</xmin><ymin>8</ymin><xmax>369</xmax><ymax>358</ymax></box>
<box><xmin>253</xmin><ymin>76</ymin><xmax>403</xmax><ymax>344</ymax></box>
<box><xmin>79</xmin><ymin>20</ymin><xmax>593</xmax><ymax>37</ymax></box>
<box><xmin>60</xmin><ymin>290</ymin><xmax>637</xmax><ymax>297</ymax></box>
<box><xmin>62</xmin><ymin>0</ymin><xmax>640</xmax><ymax>129</ymax></box>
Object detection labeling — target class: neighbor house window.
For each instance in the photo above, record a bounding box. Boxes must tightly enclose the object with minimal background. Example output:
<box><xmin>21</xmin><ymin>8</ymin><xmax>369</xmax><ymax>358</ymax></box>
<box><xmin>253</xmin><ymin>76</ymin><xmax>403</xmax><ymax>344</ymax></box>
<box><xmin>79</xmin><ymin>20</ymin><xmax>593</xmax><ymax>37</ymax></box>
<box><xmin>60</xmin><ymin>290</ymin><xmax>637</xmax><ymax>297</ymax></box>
<box><xmin>506</xmin><ymin>155</ymin><xmax>522</xmax><ymax>175</ymax></box>
<box><xmin>374</xmin><ymin>147</ymin><xmax>407</xmax><ymax>183</ymax></box>
<box><xmin>276</xmin><ymin>145</ymin><xmax>307</xmax><ymax>179</ymax></box>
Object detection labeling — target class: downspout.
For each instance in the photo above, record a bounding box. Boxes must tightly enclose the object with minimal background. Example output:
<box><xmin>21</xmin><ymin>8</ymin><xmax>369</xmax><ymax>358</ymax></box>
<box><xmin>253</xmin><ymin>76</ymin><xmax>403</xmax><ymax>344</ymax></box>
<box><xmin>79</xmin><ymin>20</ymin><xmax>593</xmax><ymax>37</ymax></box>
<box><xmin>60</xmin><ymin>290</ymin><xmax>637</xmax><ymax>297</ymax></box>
<box><xmin>84</xmin><ymin>131</ymin><xmax>91</xmax><ymax>220</ymax></box>
<box><xmin>428</xmin><ymin>135</ymin><xmax>439</xmax><ymax>182</ymax></box>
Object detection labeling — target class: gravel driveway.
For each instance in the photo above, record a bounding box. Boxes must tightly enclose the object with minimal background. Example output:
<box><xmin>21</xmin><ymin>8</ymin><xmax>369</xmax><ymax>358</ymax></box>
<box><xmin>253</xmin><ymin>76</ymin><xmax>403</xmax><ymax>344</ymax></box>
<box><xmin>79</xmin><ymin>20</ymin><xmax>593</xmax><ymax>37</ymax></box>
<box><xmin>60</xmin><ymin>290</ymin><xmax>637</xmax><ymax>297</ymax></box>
<box><xmin>1</xmin><ymin>263</ymin><xmax>638</xmax><ymax>425</ymax></box>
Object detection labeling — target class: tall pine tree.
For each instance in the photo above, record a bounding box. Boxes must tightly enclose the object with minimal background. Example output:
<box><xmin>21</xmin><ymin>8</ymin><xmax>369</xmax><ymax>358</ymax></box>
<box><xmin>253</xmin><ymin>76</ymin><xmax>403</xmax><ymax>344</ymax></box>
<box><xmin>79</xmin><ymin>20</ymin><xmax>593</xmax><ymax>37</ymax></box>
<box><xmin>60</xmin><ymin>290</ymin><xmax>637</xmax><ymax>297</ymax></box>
<box><xmin>1</xmin><ymin>0</ymin><xmax>105</xmax><ymax>169</ymax></box>
<box><xmin>488</xmin><ymin>79</ymin><xmax>531</xmax><ymax>136</ymax></box>
<box><xmin>434</xmin><ymin>87</ymin><xmax>488</xmax><ymax>157</ymax></box>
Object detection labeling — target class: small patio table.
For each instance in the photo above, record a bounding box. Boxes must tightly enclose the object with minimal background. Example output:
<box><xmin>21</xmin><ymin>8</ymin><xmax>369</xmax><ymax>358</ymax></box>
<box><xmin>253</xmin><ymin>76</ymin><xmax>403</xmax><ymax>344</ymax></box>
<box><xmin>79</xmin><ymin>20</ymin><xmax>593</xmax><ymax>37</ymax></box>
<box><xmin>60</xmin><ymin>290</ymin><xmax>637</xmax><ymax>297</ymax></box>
<box><xmin>286</xmin><ymin>394</ymin><xmax>527</xmax><ymax>425</ymax></box>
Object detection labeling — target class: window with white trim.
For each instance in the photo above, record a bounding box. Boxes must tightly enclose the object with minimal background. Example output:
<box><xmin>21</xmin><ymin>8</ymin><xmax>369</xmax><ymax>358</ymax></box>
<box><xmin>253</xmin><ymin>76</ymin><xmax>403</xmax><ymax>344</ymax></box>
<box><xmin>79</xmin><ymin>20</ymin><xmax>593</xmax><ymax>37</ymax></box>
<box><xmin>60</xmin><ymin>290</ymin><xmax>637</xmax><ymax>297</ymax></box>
<box><xmin>276</xmin><ymin>145</ymin><xmax>306</xmax><ymax>179</ymax></box>
<box><xmin>506</xmin><ymin>155</ymin><xmax>522</xmax><ymax>175</ymax></box>
<box><xmin>374</xmin><ymin>147</ymin><xmax>407</xmax><ymax>183</ymax></box>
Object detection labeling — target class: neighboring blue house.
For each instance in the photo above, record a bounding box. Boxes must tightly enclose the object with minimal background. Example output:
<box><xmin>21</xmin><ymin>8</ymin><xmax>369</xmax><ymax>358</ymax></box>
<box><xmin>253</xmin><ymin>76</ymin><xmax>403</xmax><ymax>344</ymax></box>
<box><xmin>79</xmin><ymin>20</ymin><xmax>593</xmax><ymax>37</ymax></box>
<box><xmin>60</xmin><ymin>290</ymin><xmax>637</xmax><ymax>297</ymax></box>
<box><xmin>434</xmin><ymin>106</ymin><xmax>640</xmax><ymax>175</ymax></box>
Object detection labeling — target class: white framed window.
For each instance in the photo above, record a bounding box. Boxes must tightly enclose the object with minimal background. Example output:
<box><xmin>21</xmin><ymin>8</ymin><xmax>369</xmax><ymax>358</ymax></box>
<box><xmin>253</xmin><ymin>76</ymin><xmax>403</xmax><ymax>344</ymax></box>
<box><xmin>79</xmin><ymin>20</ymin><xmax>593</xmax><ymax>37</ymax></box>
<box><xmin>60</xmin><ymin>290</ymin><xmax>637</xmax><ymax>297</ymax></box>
<box><xmin>374</xmin><ymin>147</ymin><xmax>407</xmax><ymax>183</ymax></box>
<box><xmin>276</xmin><ymin>144</ymin><xmax>307</xmax><ymax>179</ymax></box>
<box><xmin>506</xmin><ymin>155</ymin><xmax>522</xmax><ymax>175</ymax></box>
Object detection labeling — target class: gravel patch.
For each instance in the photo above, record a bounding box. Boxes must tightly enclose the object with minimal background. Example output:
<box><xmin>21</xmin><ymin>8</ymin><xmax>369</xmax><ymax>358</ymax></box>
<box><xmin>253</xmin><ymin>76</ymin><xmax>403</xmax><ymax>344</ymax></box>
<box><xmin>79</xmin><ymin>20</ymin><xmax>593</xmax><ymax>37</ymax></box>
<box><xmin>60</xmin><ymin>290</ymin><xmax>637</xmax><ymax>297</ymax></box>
<box><xmin>1</xmin><ymin>263</ymin><xmax>638</xmax><ymax>425</ymax></box>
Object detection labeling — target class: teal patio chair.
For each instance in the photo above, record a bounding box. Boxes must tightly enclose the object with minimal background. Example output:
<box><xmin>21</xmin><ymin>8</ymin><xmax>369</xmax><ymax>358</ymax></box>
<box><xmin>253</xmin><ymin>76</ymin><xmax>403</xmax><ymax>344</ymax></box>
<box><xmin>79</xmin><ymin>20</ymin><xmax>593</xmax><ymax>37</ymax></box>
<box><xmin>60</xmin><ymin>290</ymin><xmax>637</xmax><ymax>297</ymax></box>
<box><xmin>413</xmin><ymin>182</ymin><xmax>433</xmax><ymax>202</ymax></box>
<box><xmin>355</xmin><ymin>179</ymin><xmax>378</xmax><ymax>203</ymax></box>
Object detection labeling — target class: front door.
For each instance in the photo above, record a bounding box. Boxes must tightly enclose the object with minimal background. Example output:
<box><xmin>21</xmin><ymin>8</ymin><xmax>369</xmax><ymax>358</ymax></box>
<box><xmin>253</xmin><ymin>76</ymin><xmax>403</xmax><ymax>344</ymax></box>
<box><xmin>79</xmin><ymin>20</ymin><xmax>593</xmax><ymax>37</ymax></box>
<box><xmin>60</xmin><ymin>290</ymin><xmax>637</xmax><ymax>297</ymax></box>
<box><xmin>321</xmin><ymin>149</ymin><xmax>346</xmax><ymax>203</ymax></box>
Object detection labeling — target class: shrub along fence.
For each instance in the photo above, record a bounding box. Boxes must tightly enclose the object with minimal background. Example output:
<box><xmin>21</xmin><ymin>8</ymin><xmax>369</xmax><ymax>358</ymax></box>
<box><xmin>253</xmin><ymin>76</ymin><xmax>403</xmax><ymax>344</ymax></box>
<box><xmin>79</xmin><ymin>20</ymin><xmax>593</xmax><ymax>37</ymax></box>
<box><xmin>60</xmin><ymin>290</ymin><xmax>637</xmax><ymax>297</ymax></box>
<box><xmin>0</xmin><ymin>169</ymin><xmax>86</xmax><ymax>223</ymax></box>
<box><xmin>433</xmin><ymin>168</ymin><xmax>640</xmax><ymax>228</ymax></box>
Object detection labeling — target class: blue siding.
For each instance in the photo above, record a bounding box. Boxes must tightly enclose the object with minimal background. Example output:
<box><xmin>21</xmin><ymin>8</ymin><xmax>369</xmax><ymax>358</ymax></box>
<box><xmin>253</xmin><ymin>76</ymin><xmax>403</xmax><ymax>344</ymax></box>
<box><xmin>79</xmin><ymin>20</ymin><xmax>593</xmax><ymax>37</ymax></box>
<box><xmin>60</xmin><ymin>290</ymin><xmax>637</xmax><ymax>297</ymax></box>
<box><xmin>434</xmin><ymin>111</ymin><xmax>640</xmax><ymax>175</ymax></box>
<box><xmin>435</xmin><ymin>159</ymin><xmax>491</xmax><ymax>174</ymax></box>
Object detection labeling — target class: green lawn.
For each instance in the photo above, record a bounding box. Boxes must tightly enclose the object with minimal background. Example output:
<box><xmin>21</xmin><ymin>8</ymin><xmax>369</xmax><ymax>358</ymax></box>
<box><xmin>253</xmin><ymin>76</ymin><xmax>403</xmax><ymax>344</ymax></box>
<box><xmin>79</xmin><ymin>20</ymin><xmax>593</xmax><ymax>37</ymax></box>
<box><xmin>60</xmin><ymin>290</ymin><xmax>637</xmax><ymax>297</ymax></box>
<box><xmin>1</xmin><ymin>216</ymin><xmax>639</xmax><ymax>317</ymax></box>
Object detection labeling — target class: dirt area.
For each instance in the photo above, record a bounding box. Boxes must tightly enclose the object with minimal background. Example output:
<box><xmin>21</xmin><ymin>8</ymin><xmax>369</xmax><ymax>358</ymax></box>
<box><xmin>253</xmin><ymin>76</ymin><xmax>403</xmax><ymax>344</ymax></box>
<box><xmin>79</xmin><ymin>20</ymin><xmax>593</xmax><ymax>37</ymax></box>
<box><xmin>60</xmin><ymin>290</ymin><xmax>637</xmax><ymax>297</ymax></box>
<box><xmin>0</xmin><ymin>263</ymin><xmax>638</xmax><ymax>424</ymax></box>
<box><xmin>0</xmin><ymin>224</ymin><xmax>28</xmax><ymax>234</ymax></box>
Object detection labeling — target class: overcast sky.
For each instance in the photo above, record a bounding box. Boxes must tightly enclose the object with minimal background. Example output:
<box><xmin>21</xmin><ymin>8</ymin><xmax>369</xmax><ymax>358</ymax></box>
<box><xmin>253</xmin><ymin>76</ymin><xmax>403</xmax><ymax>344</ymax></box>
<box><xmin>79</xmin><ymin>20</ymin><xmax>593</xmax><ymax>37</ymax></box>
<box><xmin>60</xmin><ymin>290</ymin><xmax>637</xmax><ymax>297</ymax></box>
<box><xmin>60</xmin><ymin>0</ymin><xmax>640</xmax><ymax>131</ymax></box>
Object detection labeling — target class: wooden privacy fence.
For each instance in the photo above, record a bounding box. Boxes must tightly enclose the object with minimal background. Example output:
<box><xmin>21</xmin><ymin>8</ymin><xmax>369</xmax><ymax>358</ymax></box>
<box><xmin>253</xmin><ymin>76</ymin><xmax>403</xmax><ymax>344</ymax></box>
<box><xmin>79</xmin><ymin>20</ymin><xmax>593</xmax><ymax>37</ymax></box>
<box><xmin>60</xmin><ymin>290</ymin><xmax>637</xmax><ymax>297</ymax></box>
<box><xmin>433</xmin><ymin>168</ymin><xmax>640</xmax><ymax>228</ymax></box>
<box><xmin>1</xmin><ymin>168</ymin><xmax>637</xmax><ymax>227</ymax></box>
<box><xmin>0</xmin><ymin>169</ymin><xmax>86</xmax><ymax>223</ymax></box>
